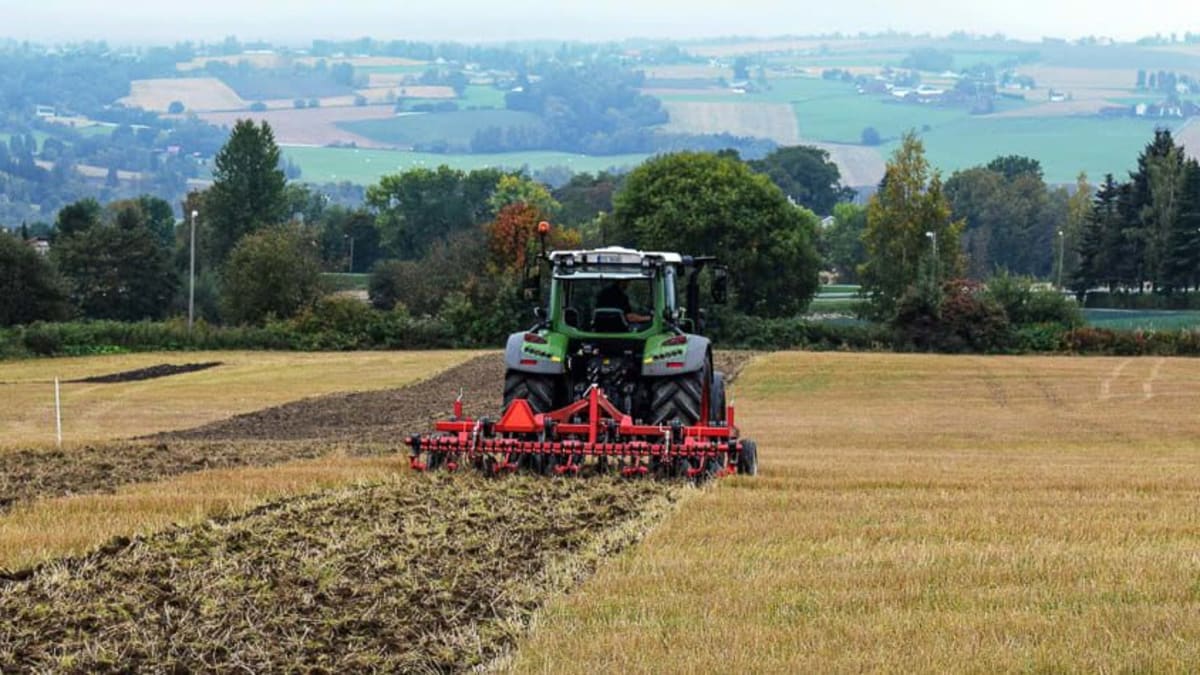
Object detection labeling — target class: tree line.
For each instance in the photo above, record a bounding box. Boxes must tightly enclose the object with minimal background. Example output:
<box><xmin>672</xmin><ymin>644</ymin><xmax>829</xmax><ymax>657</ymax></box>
<box><xmin>1073</xmin><ymin>130</ymin><xmax>1200</xmax><ymax>296</ymax></box>
<box><xmin>5</xmin><ymin>118</ymin><xmax>1198</xmax><ymax>356</ymax></box>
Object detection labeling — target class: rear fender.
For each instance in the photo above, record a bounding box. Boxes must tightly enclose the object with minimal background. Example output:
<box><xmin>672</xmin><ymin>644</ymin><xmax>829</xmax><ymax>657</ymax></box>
<box><xmin>505</xmin><ymin>331</ymin><xmax>566</xmax><ymax>375</ymax></box>
<box><xmin>641</xmin><ymin>334</ymin><xmax>709</xmax><ymax>377</ymax></box>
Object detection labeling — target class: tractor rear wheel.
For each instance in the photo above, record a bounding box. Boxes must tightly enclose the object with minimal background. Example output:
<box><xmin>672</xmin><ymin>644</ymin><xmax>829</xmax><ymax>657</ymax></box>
<box><xmin>709</xmin><ymin>371</ymin><xmax>727</xmax><ymax>423</ymax></box>
<box><xmin>503</xmin><ymin>370</ymin><xmax>558</xmax><ymax>474</ymax></box>
<box><xmin>503</xmin><ymin>370</ymin><xmax>556</xmax><ymax>413</ymax></box>
<box><xmin>649</xmin><ymin>364</ymin><xmax>707</xmax><ymax>426</ymax></box>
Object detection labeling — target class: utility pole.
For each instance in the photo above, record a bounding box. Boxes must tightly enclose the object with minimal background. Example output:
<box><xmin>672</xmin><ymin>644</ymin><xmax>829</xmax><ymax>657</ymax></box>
<box><xmin>345</xmin><ymin>234</ymin><xmax>355</xmax><ymax>273</ymax></box>
<box><xmin>188</xmin><ymin>209</ymin><xmax>198</xmax><ymax>331</ymax></box>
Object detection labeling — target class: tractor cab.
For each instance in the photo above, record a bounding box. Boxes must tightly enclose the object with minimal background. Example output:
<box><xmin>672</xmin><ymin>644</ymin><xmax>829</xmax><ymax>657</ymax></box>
<box><xmin>548</xmin><ymin>248</ymin><xmax>680</xmax><ymax>337</ymax></box>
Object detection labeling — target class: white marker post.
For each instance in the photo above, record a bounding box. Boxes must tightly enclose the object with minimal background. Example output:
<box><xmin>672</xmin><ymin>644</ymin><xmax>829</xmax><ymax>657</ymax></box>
<box><xmin>54</xmin><ymin>377</ymin><xmax>62</xmax><ymax>448</ymax></box>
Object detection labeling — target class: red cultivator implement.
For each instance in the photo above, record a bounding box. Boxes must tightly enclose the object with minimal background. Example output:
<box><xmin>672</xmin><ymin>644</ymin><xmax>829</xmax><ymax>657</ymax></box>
<box><xmin>406</xmin><ymin>385</ymin><xmax>757</xmax><ymax>480</ymax></box>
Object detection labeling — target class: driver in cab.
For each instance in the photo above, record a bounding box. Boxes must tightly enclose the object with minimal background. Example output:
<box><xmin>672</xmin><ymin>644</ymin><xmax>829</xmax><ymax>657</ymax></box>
<box><xmin>596</xmin><ymin>280</ymin><xmax>652</xmax><ymax>326</ymax></box>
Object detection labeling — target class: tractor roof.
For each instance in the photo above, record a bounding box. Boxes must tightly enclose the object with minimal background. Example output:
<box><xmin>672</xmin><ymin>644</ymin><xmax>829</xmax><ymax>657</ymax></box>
<box><xmin>549</xmin><ymin>246</ymin><xmax>684</xmax><ymax>265</ymax></box>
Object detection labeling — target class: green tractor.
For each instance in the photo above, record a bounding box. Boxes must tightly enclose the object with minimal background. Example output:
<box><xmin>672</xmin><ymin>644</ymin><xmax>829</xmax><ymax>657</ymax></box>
<box><xmin>407</xmin><ymin>245</ymin><xmax>757</xmax><ymax>478</ymax></box>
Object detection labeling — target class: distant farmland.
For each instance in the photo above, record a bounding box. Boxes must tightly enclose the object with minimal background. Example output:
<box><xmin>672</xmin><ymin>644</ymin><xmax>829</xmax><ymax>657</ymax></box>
<box><xmin>282</xmin><ymin>146</ymin><xmax>649</xmax><ymax>183</ymax></box>
<box><xmin>121</xmin><ymin>78</ymin><xmax>246</xmax><ymax>113</ymax></box>
<box><xmin>339</xmin><ymin>109</ymin><xmax>546</xmax><ymax>149</ymax></box>
<box><xmin>662</xmin><ymin>101</ymin><xmax>801</xmax><ymax>144</ymax></box>
<box><xmin>199</xmin><ymin>106</ymin><xmax>396</xmax><ymax>148</ymax></box>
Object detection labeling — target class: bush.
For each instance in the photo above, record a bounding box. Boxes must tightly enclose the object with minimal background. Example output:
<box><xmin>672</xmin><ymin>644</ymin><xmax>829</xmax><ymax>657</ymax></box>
<box><xmin>711</xmin><ymin>312</ymin><xmax>892</xmax><ymax>351</ymax></box>
<box><xmin>369</xmin><ymin>260</ymin><xmax>446</xmax><ymax>315</ymax></box>
<box><xmin>984</xmin><ymin>272</ymin><xmax>1082</xmax><ymax>327</ymax></box>
<box><xmin>861</xmin><ymin>127</ymin><xmax>881</xmax><ymax>146</ymax></box>
<box><xmin>222</xmin><ymin>226</ymin><xmax>324</xmax><ymax>325</ymax></box>
<box><xmin>894</xmin><ymin>278</ymin><xmax>1011</xmax><ymax>352</ymax></box>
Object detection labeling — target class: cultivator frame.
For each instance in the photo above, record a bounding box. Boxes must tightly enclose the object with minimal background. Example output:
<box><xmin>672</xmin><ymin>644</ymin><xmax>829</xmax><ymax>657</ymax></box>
<box><xmin>406</xmin><ymin>385</ymin><xmax>749</xmax><ymax>479</ymax></box>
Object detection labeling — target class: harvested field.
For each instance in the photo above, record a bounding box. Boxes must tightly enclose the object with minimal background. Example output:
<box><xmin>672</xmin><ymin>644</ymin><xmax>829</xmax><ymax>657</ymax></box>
<box><xmin>514</xmin><ymin>352</ymin><xmax>1200</xmax><ymax>672</ymax></box>
<box><xmin>0</xmin><ymin>475</ymin><xmax>681</xmax><ymax>672</ymax></box>
<box><xmin>0</xmin><ymin>454</ymin><xmax>405</xmax><ymax>571</ymax></box>
<box><xmin>662</xmin><ymin>101</ymin><xmax>801</xmax><ymax>144</ymax></box>
<box><xmin>1021</xmin><ymin>66</ymin><xmax>1138</xmax><ymax>92</ymax></box>
<box><xmin>812</xmin><ymin>142</ymin><xmax>886</xmax><ymax>188</ymax></box>
<box><xmin>120</xmin><ymin>77</ymin><xmax>246</xmax><ymax>113</ymax></box>
<box><xmin>0</xmin><ymin>350</ymin><xmax>474</xmax><ymax>448</ymax></box>
<box><xmin>198</xmin><ymin>105</ymin><xmax>396</xmax><ymax>148</ymax></box>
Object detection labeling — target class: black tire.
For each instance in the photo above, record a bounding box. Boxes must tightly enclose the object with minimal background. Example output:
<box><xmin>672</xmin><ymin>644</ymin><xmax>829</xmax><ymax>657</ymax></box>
<box><xmin>503</xmin><ymin>371</ymin><xmax>558</xmax><ymax>474</ymax></box>
<box><xmin>503</xmin><ymin>370</ymin><xmax>556</xmax><ymax>413</ymax></box>
<box><xmin>650</xmin><ymin>364</ymin><xmax>707</xmax><ymax>426</ymax></box>
<box><xmin>737</xmin><ymin>440</ymin><xmax>758</xmax><ymax>476</ymax></box>
<box><xmin>709</xmin><ymin>372</ymin><xmax>727</xmax><ymax>423</ymax></box>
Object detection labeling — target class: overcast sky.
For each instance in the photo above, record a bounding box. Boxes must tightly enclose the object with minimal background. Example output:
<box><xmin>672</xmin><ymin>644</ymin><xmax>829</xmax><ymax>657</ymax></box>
<box><xmin>4</xmin><ymin>0</ymin><xmax>1198</xmax><ymax>45</ymax></box>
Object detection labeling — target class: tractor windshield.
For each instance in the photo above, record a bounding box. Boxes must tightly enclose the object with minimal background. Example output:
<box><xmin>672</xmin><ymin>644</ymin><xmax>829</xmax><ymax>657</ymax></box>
<box><xmin>561</xmin><ymin>277</ymin><xmax>654</xmax><ymax>333</ymax></box>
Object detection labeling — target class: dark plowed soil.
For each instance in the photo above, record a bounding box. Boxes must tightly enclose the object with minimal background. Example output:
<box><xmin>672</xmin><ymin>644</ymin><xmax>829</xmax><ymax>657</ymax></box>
<box><xmin>69</xmin><ymin>362</ymin><xmax>222</xmax><ymax>384</ymax></box>
<box><xmin>0</xmin><ymin>475</ymin><xmax>680</xmax><ymax>672</ymax></box>
<box><xmin>0</xmin><ymin>351</ymin><xmax>757</xmax><ymax>509</ymax></box>
<box><xmin>0</xmin><ymin>441</ymin><xmax>335</xmax><ymax>510</ymax></box>
<box><xmin>156</xmin><ymin>354</ymin><xmax>507</xmax><ymax>444</ymax></box>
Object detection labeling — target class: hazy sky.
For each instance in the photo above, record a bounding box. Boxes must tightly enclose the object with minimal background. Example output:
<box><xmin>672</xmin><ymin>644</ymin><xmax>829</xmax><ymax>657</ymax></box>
<box><xmin>5</xmin><ymin>0</ymin><xmax>1199</xmax><ymax>44</ymax></box>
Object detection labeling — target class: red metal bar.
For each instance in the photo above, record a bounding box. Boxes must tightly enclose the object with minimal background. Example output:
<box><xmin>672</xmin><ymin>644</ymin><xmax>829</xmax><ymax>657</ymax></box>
<box><xmin>587</xmin><ymin>386</ymin><xmax>599</xmax><ymax>445</ymax></box>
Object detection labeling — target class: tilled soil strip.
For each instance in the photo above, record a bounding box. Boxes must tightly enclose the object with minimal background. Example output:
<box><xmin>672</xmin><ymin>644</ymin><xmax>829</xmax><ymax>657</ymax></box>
<box><xmin>0</xmin><ymin>474</ymin><xmax>681</xmax><ymax>672</ymax></box>
<box><xmin>0</xmin><ymin>352</ymin><xmax>755</xmax><ymax>509</ymax></box>
<box><xmin>68</xmin><ymin>362</ymin><xmax>223</xmax><ymax>384</ymax></box>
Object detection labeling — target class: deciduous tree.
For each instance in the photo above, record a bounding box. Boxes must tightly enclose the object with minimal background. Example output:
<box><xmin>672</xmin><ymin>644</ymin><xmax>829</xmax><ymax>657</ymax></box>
<box><xmin>220</xmin><ymin>225</ymin><xmax>322</xmax><ymax>324</ymax></box>
<box><xmin>861</xmin><ymin>132</ymin><xmax>964</xmax><ymax>318</ymax></box>
<box><xmin>0</xmin><ymin>231</ymin><xmax>70</xmax><ymax>325</ymax></box>
<box><xmin>748</xmin><ymin>146</ymin><xmax>855</xmax><ymax>215</ymax></box>
<box><xmin>613</xmin><ymin>151</ymin><xmax>821</xmax><ymax>317</ymax></box>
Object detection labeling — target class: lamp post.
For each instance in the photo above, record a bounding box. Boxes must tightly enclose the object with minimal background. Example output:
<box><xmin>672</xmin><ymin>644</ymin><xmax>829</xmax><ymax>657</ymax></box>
<box><xmin>925</xmin><ymin>230</ymin><xmax>938</xmax><ymax>281</ymax></box>
<box><xmin>1057</xmin><ymin>230</ymin><xmax>1065</xmax><ymax>290</ymax></box>
<box><xmin>188</xmin><ymin>209</ymin><xmax>198</xmax><ymax>331</ymax></box>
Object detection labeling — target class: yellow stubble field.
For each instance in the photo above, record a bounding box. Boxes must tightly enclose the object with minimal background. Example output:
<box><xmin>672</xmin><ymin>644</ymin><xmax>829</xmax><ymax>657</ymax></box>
<box><xmin>512</xmin><ymin>352</ymin><xmax>1200</xmax><ymax>672</ymax></box>
<box><xmin>0</xmin><ymin>350</ymin><xmax>479</xmax><ymax>449</ymax></box>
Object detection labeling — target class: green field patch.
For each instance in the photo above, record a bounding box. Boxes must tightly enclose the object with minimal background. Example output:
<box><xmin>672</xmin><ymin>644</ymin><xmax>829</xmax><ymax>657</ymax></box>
<box><xmin>284</xmin><ymin>146</ymin><xmax>649</xmax><ymax>184</ymax></box>
<box><xmin>909</xmin><ymin>116</ymin><xmax>1180</xmax><ymax>184</ymax></box>
<box><xmin>795</xmin><ymin>94</ymin><xmax>969</xmax><ymax>144</ymax></box>
<box><xmin>459</xmin><ymin>85</ymin><xmax>507</xmax><ymax>109</ymax></box>
<box><xmin>1083</xmin><ymin>309</ymin><xmax>1200</xmax><ymax>331</ymax></box>
<box><xmin>339</xmin><ymin>109</ymin><xmax>545</xmax><ymax>147</ymax></box>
